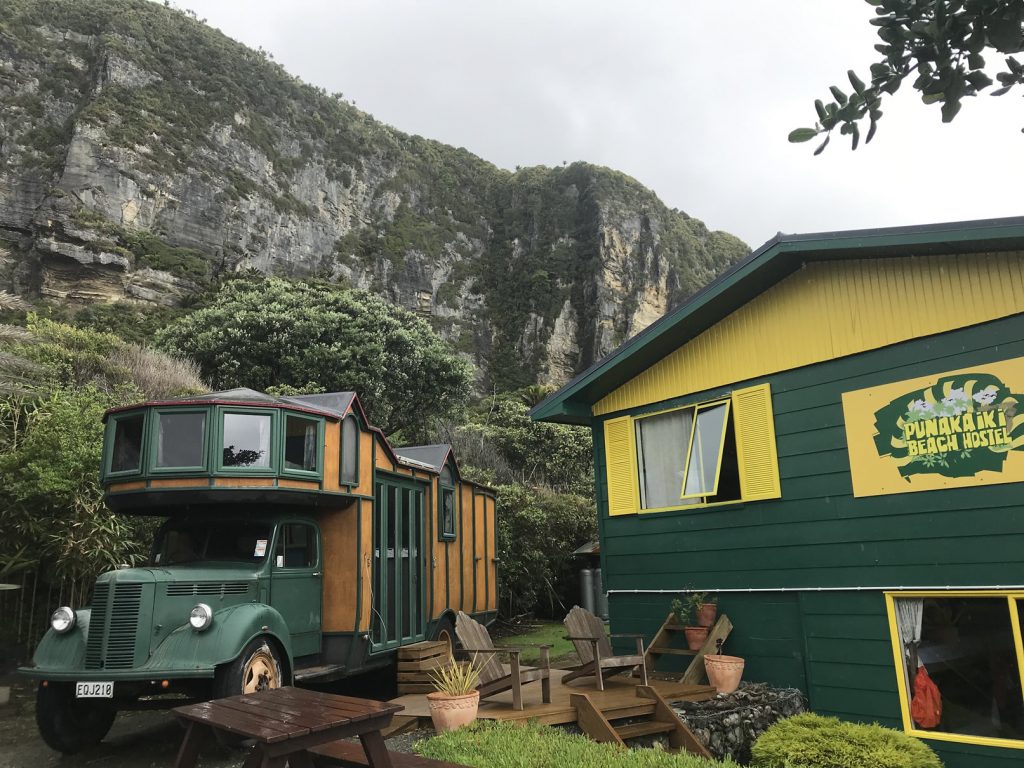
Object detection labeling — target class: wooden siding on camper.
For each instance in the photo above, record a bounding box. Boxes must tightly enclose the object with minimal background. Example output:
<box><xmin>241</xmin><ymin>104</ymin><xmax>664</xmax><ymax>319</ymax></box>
<box><xmin>597</xmin><ymin>313</ymin><xmax>1024</xmax><ymax>768</ymax></box>
<box><xmin>595</xmin><ymin>252</ymin><xmax>1024</xmax><ymax>417</ymax></box>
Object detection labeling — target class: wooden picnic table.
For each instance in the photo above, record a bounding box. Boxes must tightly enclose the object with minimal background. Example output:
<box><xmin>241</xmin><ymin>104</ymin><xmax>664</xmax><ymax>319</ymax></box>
<box><xmin>172</xmin><ymin>686</ymin><xmax>404</xmax><ymax>768</ymax></box>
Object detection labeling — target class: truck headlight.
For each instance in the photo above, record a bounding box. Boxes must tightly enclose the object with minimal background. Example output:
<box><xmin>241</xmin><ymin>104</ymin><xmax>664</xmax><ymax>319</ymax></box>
<box><xmin>50</xmin><ymin>606</ymin><xmax>76</xmax><ymax>634</ymax></box>
<box><xmin>189</xmin><ymin>603</ymin><xmax>213</xmax><ymax>632</ymax></box>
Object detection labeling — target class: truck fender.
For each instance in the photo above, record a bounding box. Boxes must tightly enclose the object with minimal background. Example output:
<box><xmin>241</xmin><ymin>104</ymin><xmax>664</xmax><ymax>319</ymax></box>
<box><xmin>28</xmin><ymin>609</ymin><xmax>93</xmax><ymax>674</ymax></box>
<box><xmin>145</xmin><ymin>603</ymin><xmax>293</xmax><ymax>676</ymax></box>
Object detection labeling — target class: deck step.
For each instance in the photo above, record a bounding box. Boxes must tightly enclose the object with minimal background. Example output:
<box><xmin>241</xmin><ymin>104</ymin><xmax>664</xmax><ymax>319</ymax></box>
<box><xmin>615</xmin><ymin>720</ymin><xmax>677</xmax><ymax>739</ymax></box>
<box><xmin>649</xmin><ymin>647</ymin><xmax>697</xmax><ymax>656</ymax></box>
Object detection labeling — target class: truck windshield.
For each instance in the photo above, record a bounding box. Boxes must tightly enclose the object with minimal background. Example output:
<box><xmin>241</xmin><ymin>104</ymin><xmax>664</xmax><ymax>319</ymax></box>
<box><xmin>153</xmin><ymin>521</ymin><xmax>272</xmax><ymax>566</ymax></box>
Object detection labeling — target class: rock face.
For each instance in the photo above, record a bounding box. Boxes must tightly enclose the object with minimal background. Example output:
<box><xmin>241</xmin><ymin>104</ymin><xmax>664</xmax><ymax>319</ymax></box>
<box><xmin>0</xmin><ymin>0</ymin><xmax>749</xmax><ymax>389</ymax></box>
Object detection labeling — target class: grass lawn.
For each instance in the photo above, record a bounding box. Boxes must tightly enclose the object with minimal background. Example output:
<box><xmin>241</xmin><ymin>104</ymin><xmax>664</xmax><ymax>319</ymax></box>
<box><xmin>492</xmin><ymin>620</ymin><xmax>604</xmax><ymax>667</ymax></box>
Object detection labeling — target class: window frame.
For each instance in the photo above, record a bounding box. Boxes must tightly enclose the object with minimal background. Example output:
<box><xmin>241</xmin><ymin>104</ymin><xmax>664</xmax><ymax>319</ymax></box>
<box><xmin>884</xmin><ymin>589</ymin><xmax>1024</xmax><ymax>751</ymax></box>
<box><xmin>438</xmin><ymin>472</ymin><xmax>457</xmax><ymax>542</ymax></box>
<box><xmin>272</xmin><ymin>521</ymin><xmax>321</xmax><ymax>570</ymax></box>
<box><xmin>679</xmin><ymin>399</ymin><xmax>732</xmax><ymax>500</ymax></box>
<box><xmin>632</xmin><ymin>396</ymin><xmax>733</xmax><ymax>514</ymax></box>
<box><xmin>215</xmin><ymin>406</ymin><xmax>278</xmax><ymax>476</ymax></box>
<box><xmin>279</xmin><ymin>411</ymin><xmax>324</xmax><ymax>479</ymax></box>
<box><xmin>104</xmin><ymin>410</ymin><xmax>148</xmax><ymax>479</ymax></box>
<box><xmin>339</xmin><ymin>414</ymin><xmax>360</xmax><ymax>488</ymax></box>
<box><xmin>147</xmin><ymin>407</ymin><xmax>210</xmax><ymax>475</ymax></box>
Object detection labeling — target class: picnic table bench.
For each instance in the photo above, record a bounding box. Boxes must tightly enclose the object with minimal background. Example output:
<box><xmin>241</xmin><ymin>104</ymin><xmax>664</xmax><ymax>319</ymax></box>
<box><xmin>172</xmin><ymin>686</ymin><xmax>403</xmax><ymax>768</ymax></box>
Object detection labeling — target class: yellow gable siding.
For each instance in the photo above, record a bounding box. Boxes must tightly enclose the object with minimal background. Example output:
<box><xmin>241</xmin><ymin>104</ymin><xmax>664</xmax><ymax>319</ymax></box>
<box><xmin>595</xmin><ymin>252</ymin><xmax>1024</xmax><ymax>416</ymax></box>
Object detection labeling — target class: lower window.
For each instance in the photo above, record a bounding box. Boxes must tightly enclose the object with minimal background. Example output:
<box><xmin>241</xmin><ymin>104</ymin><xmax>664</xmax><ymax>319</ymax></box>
<box><xmin>887</xmin><ymin>592</ymin><xmax>1024</xmax><ymax>747</ymax></box>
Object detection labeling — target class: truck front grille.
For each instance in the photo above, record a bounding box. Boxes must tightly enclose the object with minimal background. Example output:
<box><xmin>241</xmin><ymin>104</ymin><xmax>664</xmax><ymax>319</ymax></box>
<box><xmin>166</xmin><ymin>582</ymin><xmax>249</xmax><ymax>597</ymax></box>
<box><xmin>84</xmin><ymin>582</ymin><xmax>142</xmax><ymax>670</ymax></box>
<box><xmin>84</xmin><ymin>583</ymin><xmax>109</xmax><ymax>669</ymax></box>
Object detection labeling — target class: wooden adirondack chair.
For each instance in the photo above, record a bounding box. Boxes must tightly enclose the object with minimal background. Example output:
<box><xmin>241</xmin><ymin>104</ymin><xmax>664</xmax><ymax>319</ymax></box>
<box><xmin>454</xmin><ymin>611</ymin><xmax>551</xmax><ymax>711</ymax></box>
<box><xmin>563</xmin><ymin>605</ymin><xmax>648</xmax><ymax>691</ymax></box>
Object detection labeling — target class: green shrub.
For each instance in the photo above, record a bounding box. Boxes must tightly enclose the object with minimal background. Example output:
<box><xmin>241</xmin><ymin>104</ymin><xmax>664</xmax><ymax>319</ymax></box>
<box><xmin>750</xmin><ymin>713</ymin><xmax>942</xmax><ymax>768</ymax></box>
<box><xmin>417</xmin><ymin>720</ymin><xmax>734</xmax><ymax>768</ymax></box>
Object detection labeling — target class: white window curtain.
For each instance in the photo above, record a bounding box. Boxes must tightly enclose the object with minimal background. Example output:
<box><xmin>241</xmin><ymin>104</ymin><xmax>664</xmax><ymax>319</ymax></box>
<box><xmin>895</xmin><ymin>597</ymin><xmax>924</xmax><ymax>695</ymax></box>
<box><xmin>254</xmin><ymin>415</ymin><xmax>271</xmax><ymax>467</ymax></box>
<box><xmin>636</xmin><ymin>408</ymin><xmax>694</xmax><ymax>509</ymax></box>
<box><xmin>303</xmin><ymin>422</ymin><xmax>317</xmax><ymax>470</ymax></box>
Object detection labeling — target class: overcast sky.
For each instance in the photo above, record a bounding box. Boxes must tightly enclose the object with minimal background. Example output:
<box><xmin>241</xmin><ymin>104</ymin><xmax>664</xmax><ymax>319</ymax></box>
<box><xmin>177</xmin><ymin>0</ymin><xmax>1021</xmax><ymax>249</ymax></box>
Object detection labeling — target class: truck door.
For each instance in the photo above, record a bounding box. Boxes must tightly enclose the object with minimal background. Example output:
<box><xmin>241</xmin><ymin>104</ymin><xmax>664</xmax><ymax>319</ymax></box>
<box><xmin>270</xmin><ymin>522</ymin><xmax>322</xmax><ymax>658</ymax></box>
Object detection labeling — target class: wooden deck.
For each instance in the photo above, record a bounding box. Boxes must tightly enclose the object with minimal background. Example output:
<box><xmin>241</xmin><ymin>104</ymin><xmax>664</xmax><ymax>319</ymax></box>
<box><xmin>388</xmin><ymin>669</ymin><xmax>716</xmax><ymax>727</ymax></box>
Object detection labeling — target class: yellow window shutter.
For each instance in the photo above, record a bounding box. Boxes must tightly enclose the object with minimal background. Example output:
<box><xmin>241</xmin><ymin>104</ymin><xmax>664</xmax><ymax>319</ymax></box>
<box><xmin>603</xmin><ymin>415</ymin><xmax>639</xmax><ymax>516</ymax></box>
<box><xmin>732</xmin><ymin>383</ymin><xmax>782</xmax><ymax>501</ymax></box>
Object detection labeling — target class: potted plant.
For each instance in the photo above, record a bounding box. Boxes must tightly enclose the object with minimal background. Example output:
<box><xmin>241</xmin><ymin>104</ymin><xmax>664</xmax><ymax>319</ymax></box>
<box><xmin>687</xmin><ymin>591</ymin><xmax>718</xmax><ymax>627</ymax></box>
<box><xmin>704</xmin><ymin>638</ymin><xmax>744</xmax><ymax>693</ymax></box>
<box><xmin>426</xmin><ymin>656</ymin><xmax>481</xmax><ymax>733</ymax></box>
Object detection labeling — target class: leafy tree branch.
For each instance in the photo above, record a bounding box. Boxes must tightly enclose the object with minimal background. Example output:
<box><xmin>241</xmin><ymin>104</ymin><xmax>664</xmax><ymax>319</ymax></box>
<box><xmin>791</xmin><ymin>0</ymin><xmax>1024</xmax><ymax>153</ymax></box>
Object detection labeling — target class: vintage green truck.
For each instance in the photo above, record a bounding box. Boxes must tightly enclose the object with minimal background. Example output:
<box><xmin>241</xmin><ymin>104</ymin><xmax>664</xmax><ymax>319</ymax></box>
<box><xmin>20</xmin><ymin>389</ymin><xmax>498</xmax><ymax>753</ymax></box>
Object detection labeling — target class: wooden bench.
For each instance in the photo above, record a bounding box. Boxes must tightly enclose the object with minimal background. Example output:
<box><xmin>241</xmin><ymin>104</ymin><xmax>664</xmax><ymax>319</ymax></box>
<box><xmin>307</xmin><ymin>740</ymin><xmax>464</xmax><ymax>768</ymax></box>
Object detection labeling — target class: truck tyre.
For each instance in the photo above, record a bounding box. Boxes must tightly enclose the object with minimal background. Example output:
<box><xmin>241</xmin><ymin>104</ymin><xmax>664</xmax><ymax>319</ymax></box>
<box><xmin>432</xmin><ymin>614</ymin><xmax>456</xmax><ymax>656</ymax></box>
<box><xmin>35</xmin><ymin>682</ymin><xmax>116</xmax><ymax>754</ymax></box>
<box><xmin>213</xmin><ymin>637</ymin><xmax>285</xmax><ymax>698</ymax></box>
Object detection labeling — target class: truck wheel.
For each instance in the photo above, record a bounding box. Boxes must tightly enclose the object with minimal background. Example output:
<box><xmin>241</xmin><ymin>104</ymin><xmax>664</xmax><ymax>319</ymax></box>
<box><xmin>35</xmin><ymin>682</ymin><xmax>116</xmax><ymax>754</ymax></box>
<box><xmin>213</xmin><ymin>637</ymin><xmax>285</xmax><ymax>698</ymax></box>
<box><xmin>433</xmin><ymin>615</ymin><xmax>456</xmax><ymax>656</ymax></box>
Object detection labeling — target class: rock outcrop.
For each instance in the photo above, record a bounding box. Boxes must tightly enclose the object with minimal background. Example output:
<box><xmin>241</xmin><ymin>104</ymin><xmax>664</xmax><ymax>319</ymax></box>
<box><xmin>0</xmin><ymin>0</ymin><xmax>749</xmax><ymax>389</ymax></box>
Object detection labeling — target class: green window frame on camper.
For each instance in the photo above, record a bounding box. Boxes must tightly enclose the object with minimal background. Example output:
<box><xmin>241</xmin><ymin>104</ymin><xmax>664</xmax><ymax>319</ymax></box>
<box><xmin>215</xmin><ymin>406</ymin><xmax>278</xmax><ymax>476</ymax></box>
<box><xmin>884</xmin><ymin>590</ymin><xmax>1024</xmax><ymax>751</ymax></box>
<box><xmin>339</xmin><ymin>414</ymin><xmax>360</xmax><ymax>488</ymax></box>
<box><xmin>603</xmin><ymin>382</ymin><xmax>781</xmax><ymax>516</ymax></box>
<box><xmin>104</xmin><ymin>409</ymin><xmax>148</xmax><ymax>479</ymax></box>
<box><xmin>438</xmin><ymin>463</ymin><xmax>457</xmax><ymax>541</ymax></box>
<box><xmin>279</xmin><ymin>411</ymin><xmax>325</xmax><ymax>479</ymax></box>
<box><xmin>147</xmin><ymin>407</ymin><xmax>210</xmax><ymax>475</ymax></box>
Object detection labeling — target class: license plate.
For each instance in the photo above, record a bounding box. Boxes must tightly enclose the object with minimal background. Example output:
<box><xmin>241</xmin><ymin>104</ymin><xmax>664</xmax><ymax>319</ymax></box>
<box><xmin>75</xmin><ymin>681</ymin><xmax>113</xmax><ymax>698</ymax></box>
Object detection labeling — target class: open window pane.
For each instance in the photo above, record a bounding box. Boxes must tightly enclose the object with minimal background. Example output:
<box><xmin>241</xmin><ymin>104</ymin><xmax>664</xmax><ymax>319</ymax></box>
<box><xmin>682</xmin><ymin>402</ymin><xmax>730</xmax><ymax>498</ymax></box>
<box><xmin>111</xmin><ymin>414</ymin><xmax>144</xmax><ymax>473</ymax></box>
<box><xmin>222</xmin><ymin>413</ymin><xmax>271</xmax><ymax>468</ymax></box>
<box><xmin>894</xmin><ymin>596</ymin><xmax>1024</xmax><ymax>740</ymax></box>
<box><xmin>341</xmin><ymin>416</ymin><xmax>358</xmax><ymax>484</ymax></box>
<box><xmin>284</xmin><ymin>415</ymin><xmax>318</xmax><ymax>472</ymax></box>
<box><xmin>275</xmin><ymin>523</ymin><xmax>316</xmax><ymax>568</ymax></box>
<box><xmin>635</xmin><ymin>407</ymin><xmax>696</xmax><ymax>510</ymax></box>
<box><xmin>156</xmin><ymin>412</ymin><xmax>206</xmax><ymax>468</ymax></box>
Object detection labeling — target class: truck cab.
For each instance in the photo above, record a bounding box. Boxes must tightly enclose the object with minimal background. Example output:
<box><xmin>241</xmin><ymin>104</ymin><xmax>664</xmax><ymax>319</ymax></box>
<box><xmin>20</xmin><ymin>389</ymin><xmax>498</xmax><ymax>753</ymax></box>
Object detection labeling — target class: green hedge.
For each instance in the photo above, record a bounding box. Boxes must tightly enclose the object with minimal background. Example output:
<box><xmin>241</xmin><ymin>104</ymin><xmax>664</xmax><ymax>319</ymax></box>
<box><xmin>416</xmin><ymin>720</ymin><xmax>736</xmax><ymax>768</ymax></box>
<box><xmin>751</xmin><ymin>713</ymin><xmax>943</xmax><ymax>768</ymax></box>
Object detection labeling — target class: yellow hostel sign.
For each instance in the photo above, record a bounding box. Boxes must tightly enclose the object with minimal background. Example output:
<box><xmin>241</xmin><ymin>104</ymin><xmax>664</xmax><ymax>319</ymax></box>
<box><xmin>842</xmin><ymin>357</ymin><xmax>1024</xmax><ymax>497</ymax></box>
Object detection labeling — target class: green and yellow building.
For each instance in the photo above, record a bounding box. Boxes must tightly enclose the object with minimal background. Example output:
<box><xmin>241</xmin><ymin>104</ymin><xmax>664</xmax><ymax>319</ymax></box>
<box><xmin>532</xmin><ymin>216</ymin><xmax>1024</xmax><ymax>767</ymax></box>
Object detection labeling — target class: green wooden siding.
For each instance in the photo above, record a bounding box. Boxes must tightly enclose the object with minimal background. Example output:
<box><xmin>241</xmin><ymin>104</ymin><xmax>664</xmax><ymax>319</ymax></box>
<box><xmin>595</xmin><ymin>313</ymin><xmax>1024</xmax><ymax>767</ymax></box>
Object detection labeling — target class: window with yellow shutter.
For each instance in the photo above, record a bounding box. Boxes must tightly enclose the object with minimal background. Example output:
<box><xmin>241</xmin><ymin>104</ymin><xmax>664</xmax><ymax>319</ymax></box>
<box><xmin>603</xmin><ymin>382</ymin><xmax>781</xmax><ymax>515</ymax></box>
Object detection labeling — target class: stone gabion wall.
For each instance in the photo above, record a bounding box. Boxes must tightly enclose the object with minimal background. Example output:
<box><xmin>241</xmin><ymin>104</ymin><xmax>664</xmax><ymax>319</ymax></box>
<box><xmin>672</xmin><ymin>683</ymin><xmax>807</xmax><ymax>764</ymax></box>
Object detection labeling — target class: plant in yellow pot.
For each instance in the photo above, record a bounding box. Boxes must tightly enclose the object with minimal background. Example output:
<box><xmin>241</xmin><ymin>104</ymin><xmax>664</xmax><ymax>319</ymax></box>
<box><xmin>426</xmin><ymin>657</ymin><xmax>481</xmax><ymax>733</ymax></box>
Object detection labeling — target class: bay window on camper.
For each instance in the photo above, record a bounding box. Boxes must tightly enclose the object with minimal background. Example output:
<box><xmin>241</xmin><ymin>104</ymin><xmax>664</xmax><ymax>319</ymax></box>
<box><xmin>886</xmin><ymin>591</ymin><xmax>1024</xmax><ymax>750</ymax></box>
<box><xmin>603</xmin><ymin>383</ymin><xmax>781</xmax><ymax>516</ymax></box>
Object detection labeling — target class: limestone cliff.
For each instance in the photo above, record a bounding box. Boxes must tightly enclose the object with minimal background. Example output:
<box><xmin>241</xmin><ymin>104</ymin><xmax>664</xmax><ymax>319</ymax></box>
<box><xmin>0</xmin><ymin>0</ymin><xmax>749</xmax><ymax>389</ymax></box>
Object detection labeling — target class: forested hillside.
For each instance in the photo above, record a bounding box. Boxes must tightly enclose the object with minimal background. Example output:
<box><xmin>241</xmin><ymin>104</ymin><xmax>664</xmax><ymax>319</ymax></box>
<box><xmin>0</xmin><ymin>0</ymin><xmax>747</xmax><ymax>390</ymax></box>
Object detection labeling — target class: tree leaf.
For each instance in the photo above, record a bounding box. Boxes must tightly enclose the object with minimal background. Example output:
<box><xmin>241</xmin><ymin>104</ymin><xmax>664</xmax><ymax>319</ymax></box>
<box><xmin>814</xmin><ymin>99</ymin><xmax>828</xmax><ymax>121</ymax></box>
<box><xmin>829</xmin><ymin>85</ymin><xmax>849</xmax><ymax>105</ymax></box>
<box><xmin>848</xmin><ymin>70</ymin><xmax>867</xmax><ymax>93</ymax></box>
<box><xmin>813</xmin><ymin>135</ymin><xmax>831</xmax><ymax>155</ymax></box>
<box><xmin>788</xmin><ymin>127</ymin><xmax>819</xmax><ymax>143</ymax></box>
<box><xmin>941</xmin><ymin>98</ymin><xmax>962</xmax><ymax>122</ymax></box>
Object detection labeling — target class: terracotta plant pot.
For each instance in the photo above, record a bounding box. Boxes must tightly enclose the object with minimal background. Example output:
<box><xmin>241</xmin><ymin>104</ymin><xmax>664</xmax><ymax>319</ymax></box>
<box><xmin>697</xmin><ymin>602</ymin><xmax>718</xmax><ymax>627</ymax></box>
<box><xmin>704</xmin><ymin>654</ymin><xmax>745</xmax><ymax>694</ymax></box>
<box><xmin>426</xmin><ymin>690</ymin><xmax>480</xmax><ymax>733</ymax></box>
<box><xmin>683</xmin><ymin>625</ymin><xmax>709</xmax><ymax>651</ymax></box>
